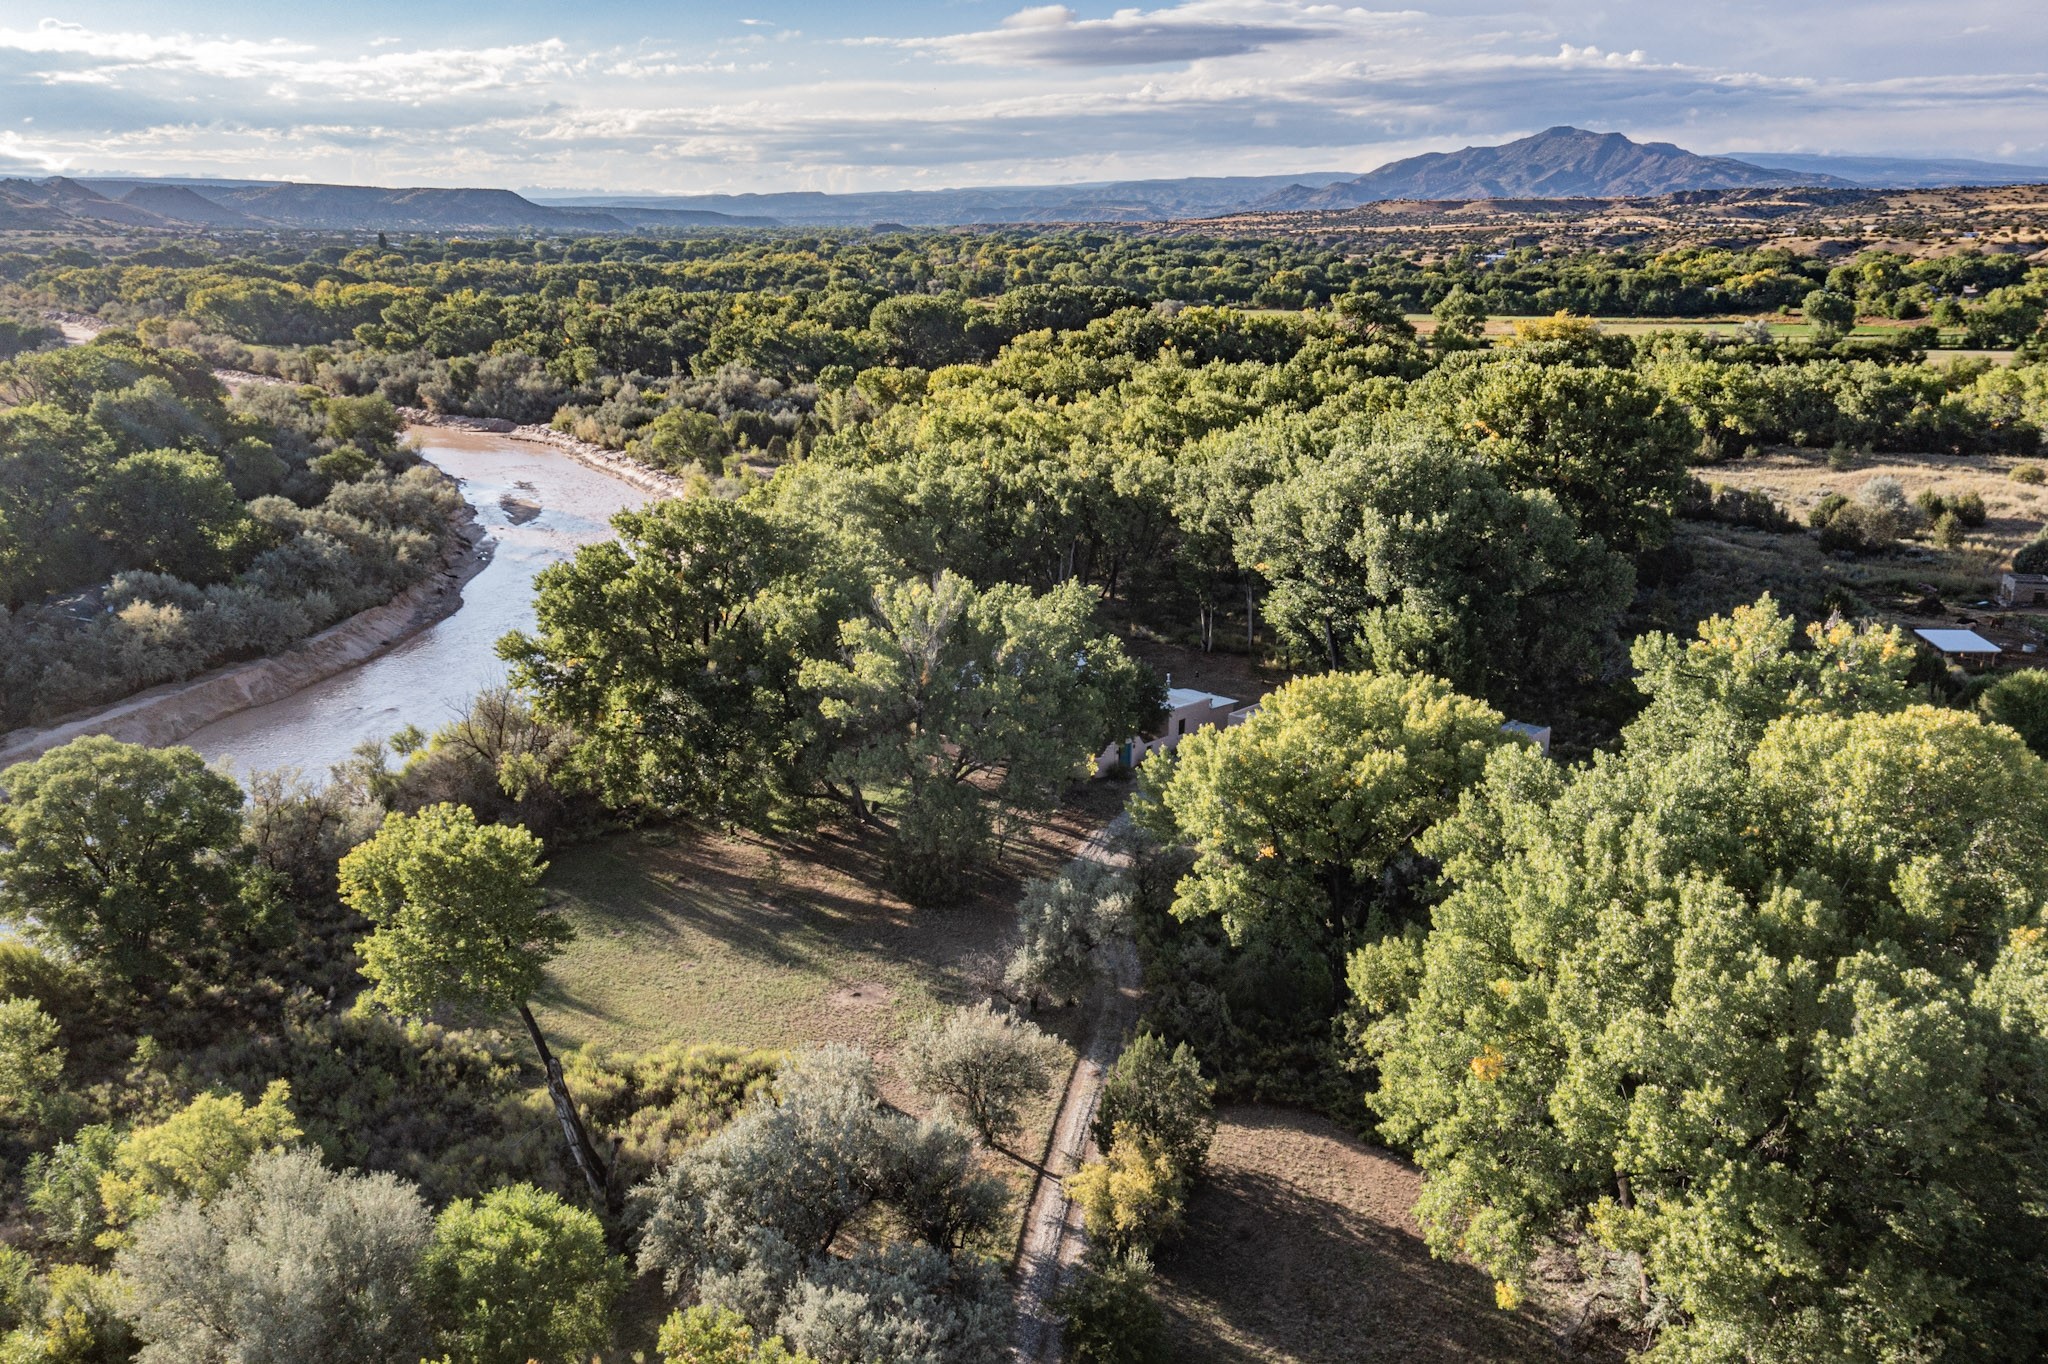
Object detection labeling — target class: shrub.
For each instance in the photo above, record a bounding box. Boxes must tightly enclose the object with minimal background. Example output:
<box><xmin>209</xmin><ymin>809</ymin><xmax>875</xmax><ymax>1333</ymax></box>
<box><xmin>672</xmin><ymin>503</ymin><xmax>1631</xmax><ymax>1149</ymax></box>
<box><xmin>24</xmin><ymin>1125</ymin><xmax>120</xmax><ymax>1252</ymax></box>
<box><xmin>421</xmin><ymin>1183</ymin><xmax>626</xmax><ymax>1364</ymax></box>
<box><xmin>659</xmin><ymin>1306</ymin><xmax>816</xmax><ymax>1364</ymax></box>
<box><xmin>1092</xmin><ymin>1032</ymin><xmax>1216</xmax><ymax>1178</ymax></box>
<box><xmin>0</xmin><ymin>997</ymin><xmax>64</xmax><ymax>1127</ymax></box>
<box><xmin>2015</xmin><ymin>537</ymin><xmax>2048</xmax><ymax>574</ymax></box>
<box><xmin>634</xmin><ymin>1047</ymin><xmax>1010</xmax><ymax>1363</ymax></box>
<box><xmin>0</xmin><ymin>942</ymin><xmax>81</xmax><ymax>1021</ymax></box>
<box><xmin>1952</xmin><ymin>491</ymin><xmax>1989</xmax><ymax>526</ymax></box>
<box><xmin>901</xmin><ymin>1002</ymin><xmax>1064</xmax><ymax>1148</ymax></box>
<box><xmin>1005</xmin><ymin>860</ymin><xmax>1131</xmax><ymax>1007</ymax></box>
<box><xmin>1980</xmin><ymin>669</ymin><xmax>2048</xmax><ymax>756</ymax></box>
<box><xmin>1065</xmin><ymin>1125</ymin><xmax>1185</xmax><ymax>1257</ymax></box>
<box><xmin>116</xmin><ymin>1148</ymin><xmax>431</xmax><ymax>1364</ymax></box>
<box><xmin>1051</xmin><ymin>1253</ymin><xmax>1172</xmax><ymax>1364</ymax></box>
<box><xmin>100</xmin><ymin>1080</ymin><xmax>302</xmax><ymax>1233</ymax></box>
<box><xmin>2014</xmin><ymin>463</ymin><xmax>2047</xmax><ymax>485</ymax></box>
<box><xmin>0</xmin><ymin>1263</ymin><xmax>134</xmax><ymax>1363</ymax></box>
<box><xmin>1932</xmin><ymin>510</ymin><xmax>1966</xmax><ymax>548</ymax></box>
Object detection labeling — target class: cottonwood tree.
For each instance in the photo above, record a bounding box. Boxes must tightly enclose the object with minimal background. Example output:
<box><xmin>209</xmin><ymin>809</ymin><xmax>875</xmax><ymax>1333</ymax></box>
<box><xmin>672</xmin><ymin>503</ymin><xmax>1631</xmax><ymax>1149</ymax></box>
<box><xmin>1241</xmin><ymin>439</ymin><xmax>1632</xmax><ymax>693</ymax></box>
<box><xmin>1388</xmin><ymin>356</ymin><xmax>1696</xmax><ymax>551</ymax></box>
<box><xmin>0</xmin><ymin>737</ymin><xmax>260</xmax><ymax>988</ymax></box>
<box><xmin>337</xmin><ymin>803</ymin><xmax>608</xmax><ymax>1201</ymax></box>
<box><xmin>1139</xmin><ymin>669</ymin><xmax>1506</xmax><ymax>948</ymax></box>
<box><xmin>901</xmin><ymin>1002</ymin><xmax>1064</xmax><ymax>1149</ymax></box>
<box><xmin>1980</xmin><ymin>667</ymin><xmax>2048</xmax><ymax>756</ymax></box>
<box><xmin>117</xmin><ymin>1148</ymin><xmax>431</xmax><ymax>1364</ymax></box>
<box><xmin>803</xmin><ymin>571</ymin><xmax>1156</xmax><ymax>904</ymax></box>
<box><xmin>501</xmin><ymin>497</ymin><xmax>852</xmax><ymax>823</ymax></box>
<box><xmin>636</xmin><ymin>1047</ymin><xmax>1009</xmax><ymax>1364</ymax></box>
<box><xmin>1359</xmin><ymin>598</ymin><xmax>2048</xmax><ymax>1360</ymax></box>
<box><xmin>1804</xmin><ymin>287</ymin><xmax>1857</xmax><ymax>344</ymax></box>
<box><xmin>421</xmin><ymin>1183</ymin><xmax>626</xmax><ymax>1364</ymax></box>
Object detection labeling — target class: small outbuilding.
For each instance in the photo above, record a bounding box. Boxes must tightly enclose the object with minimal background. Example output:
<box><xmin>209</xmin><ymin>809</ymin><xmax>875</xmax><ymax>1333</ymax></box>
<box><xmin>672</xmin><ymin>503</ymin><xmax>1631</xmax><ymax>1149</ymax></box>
<box><xmin>1097</xmin><ymin>682</ymin><xmax>1252</xmax><ymax>774</ymax></box>
<box><xmin>1914</xmin><ymin>627</ymin><xmax>2003</xmax><ymax>669</ymax></box>
<box><xmin>1500</xmin><ymin>720</ymin><xmax>1553</xmax><ymax>756</ymax></box>
<box><xmin>2000</xmin><ymin>572</ymin><xmax>2048</xmax><ymax>607</ymax></box>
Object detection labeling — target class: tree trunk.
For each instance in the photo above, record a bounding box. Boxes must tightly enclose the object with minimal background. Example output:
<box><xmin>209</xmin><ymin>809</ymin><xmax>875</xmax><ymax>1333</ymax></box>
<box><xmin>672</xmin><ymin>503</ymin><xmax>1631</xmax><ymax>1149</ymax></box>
<box><xmin>518</xmin><ymin>1002</ymin><xmax>611</xmax><ymax>1206</ymax></box>
<box><xmin>1245</xmin><ymin>584</ymin><xmax>1257</xmax><ymax>650</ymax></box>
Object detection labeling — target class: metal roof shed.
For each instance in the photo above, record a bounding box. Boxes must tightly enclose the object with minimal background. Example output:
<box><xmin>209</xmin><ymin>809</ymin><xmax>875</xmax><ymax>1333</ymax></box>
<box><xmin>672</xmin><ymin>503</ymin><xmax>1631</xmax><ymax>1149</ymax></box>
<box><xmin>1914</xmin><ymin>627</ymin><xmax>2002</xmax><ymax>661</ymax></box>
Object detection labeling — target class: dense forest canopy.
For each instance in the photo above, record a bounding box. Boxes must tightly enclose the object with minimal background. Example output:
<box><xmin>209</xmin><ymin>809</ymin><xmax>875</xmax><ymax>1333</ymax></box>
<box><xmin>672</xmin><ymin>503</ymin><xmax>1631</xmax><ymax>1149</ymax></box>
<box><xmin>3</xmin><ymin>221</ymin><xmax>2048</xmax><ymax>1363</ymax></box>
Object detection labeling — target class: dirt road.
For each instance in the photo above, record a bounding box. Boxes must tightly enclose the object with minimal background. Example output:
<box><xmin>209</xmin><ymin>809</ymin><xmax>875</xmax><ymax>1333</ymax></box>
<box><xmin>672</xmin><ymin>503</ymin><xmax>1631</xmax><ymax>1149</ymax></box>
<box><xmin>1011</xmin><ymin>816</ymin><xmax>1141</xmax><ymax>1363</ymax></box>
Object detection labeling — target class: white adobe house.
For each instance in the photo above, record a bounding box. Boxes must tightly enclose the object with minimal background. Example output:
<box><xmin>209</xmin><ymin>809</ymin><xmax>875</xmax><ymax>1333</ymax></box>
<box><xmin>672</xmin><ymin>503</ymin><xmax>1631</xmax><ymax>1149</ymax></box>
<box><xmin>1097</xmin><ymin>679</ymin><xmax>1257</xmax><ymax>774</ymax></box>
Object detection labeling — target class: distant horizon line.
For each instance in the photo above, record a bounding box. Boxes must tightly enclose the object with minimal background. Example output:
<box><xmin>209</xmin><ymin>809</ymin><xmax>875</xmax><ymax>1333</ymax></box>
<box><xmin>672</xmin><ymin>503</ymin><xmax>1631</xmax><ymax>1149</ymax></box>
<box><xmin>22</xmin><ymin>131</ymin><xmax>2048</xmax><ymax>202</ymax></box>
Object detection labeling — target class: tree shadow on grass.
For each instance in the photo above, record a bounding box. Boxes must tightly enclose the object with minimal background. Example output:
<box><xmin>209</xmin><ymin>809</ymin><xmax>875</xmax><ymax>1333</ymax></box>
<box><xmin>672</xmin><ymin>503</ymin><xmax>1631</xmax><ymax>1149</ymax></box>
<box><xmin>1155</xmin><ymin>1163</ymin><xmax>1561</xmax><ymax>1364</ymax></box>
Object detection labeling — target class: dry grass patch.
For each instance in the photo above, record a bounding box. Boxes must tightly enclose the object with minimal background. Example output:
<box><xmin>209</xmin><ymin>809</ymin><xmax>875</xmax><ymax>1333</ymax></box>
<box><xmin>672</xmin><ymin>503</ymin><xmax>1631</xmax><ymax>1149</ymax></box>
<box><xmin>527</xmin><ymin>786</ymin><xmax>1130</xmax><ymax>1259</ymax></box>
<box><xmin>1706</xmin><ymin>447</ymin><xmax>2048</xmax><ymax>556</ymax></box>
<box><xmin>1152</xmin><ymin>1107</ymin><xmax>1610</xmax><ymax>1363</ymax></box>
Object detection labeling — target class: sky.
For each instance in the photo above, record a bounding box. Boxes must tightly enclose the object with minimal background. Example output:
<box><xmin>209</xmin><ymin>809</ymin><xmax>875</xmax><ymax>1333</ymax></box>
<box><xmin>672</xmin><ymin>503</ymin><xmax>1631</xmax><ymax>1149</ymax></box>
<box><xmin>2</xmin><ymin>0</ymin><xmax>2044</xmax><ymax>194</ymax></box>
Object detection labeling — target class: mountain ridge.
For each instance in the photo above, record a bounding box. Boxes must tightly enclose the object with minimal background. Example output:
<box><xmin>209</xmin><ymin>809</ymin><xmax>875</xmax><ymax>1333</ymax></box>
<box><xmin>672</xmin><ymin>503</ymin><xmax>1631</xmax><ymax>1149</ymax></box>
<box><xmin>1254</xmin><ymin>127</ymin><xmax>1859</xmax><ymax>211</ymax></box>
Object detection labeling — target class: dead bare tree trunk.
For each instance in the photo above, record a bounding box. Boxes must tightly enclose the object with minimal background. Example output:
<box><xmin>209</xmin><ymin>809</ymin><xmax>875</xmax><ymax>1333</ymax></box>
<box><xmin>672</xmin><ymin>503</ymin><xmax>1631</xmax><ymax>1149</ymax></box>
<box><xmin>518</xmin><ymin>1002</ymin><xmax>611</xmax><ymax>1206</ymax></box>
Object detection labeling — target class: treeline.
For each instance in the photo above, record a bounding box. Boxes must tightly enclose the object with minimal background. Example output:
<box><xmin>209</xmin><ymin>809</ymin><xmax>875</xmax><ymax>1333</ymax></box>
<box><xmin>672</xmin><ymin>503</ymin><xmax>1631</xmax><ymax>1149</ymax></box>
<box><xmin>29</xmin><ymin>231</ymin><xmax>2048</xmax><ymax>351</ymax></box>
<box><xmin>0</xmin><ymin>335</ymin><xmax>460</xmax><ymax>730</ymax></box>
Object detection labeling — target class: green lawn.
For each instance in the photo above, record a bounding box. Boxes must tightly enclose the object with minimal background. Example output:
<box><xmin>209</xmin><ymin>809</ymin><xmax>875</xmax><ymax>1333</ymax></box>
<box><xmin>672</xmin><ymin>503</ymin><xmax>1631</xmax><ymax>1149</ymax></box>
<box><xmin>532</xmin><ymin>824</ymin><xmax>1001</xmax><ymax>1059</ymax></box>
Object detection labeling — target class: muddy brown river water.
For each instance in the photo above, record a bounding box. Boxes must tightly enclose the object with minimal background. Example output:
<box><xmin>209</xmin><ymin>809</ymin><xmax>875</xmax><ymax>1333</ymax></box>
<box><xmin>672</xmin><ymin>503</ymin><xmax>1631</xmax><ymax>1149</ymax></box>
<box><xmin>182</xmin><ymin>428</ymin><xmax>651</xmax><ymax>780</ymax></box>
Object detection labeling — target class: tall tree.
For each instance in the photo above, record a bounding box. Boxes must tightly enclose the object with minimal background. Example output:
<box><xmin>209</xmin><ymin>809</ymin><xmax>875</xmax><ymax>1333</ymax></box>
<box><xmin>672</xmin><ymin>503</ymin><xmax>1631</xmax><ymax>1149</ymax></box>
<box><xmin>0</xmin><ymin>737</ymin><xmax>257</xmax><ymax>987</ymax></box>
<box><xmin>1359</xmin><ymin>600</ymin><xmax>2048</xmax><ymax>1360</ymax></box>
<box><xmin>501</xmin><ymin>497</ymin><xmax>848</xmax><ymax>822</ymax></box>
<box><xmin>1240</xmin><ymin>439</ymin><xmax>1632</xmax><ymax>695</ymax></box>
<box><xmin>1139</xmin><ymin>669</ymin><xmax>1506</xmax><ymax>947</ymax></box>
<box><xmin>337</xmin><ymin>803</ymin><xmax>607</xmax><ymax>1202</ymax></box>
<box><xmin>1389</xmin><ymin>357</ymin><xmax>1696</xmax><ymax>551</ymax></box>
<box><xmin>803</xmin><ymin>571</ymin><xmax>1157</xmax><ymax>903</ymax></box>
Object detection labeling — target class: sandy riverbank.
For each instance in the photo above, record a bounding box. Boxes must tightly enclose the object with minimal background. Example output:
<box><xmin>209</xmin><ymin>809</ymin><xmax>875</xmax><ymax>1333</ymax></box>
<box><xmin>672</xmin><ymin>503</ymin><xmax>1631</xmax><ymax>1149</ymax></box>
<box><xmin>398</xmin><ymin>409</ymin><xmax>694</xmax><ymax>499</ymax></box>
<box><xmin>0</xmin><ymin>501</ymin><xmax>488</xmax><ymax>771</ymax></box>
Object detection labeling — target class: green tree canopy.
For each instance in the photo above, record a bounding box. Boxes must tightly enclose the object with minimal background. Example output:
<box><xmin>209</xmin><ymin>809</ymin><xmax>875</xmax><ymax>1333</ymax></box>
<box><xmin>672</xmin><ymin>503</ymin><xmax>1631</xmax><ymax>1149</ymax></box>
<box><xmin>1139</xmin><ymin>670</ymin><xmax>1505</xmax><ymax>946</ymax></box>
<box><xmin>340</xmin><ymin>803</ymin><xmax>564</xmax><ymax>1017</ymax></box>
<box><xmin>1979</xmin><ymin>667</ymin><xmax>2048</xmax><ymax>756</ymax></box>
<box><xmin>1388</xmin><ymin>357</ymin><xmax>1697</xmax><ymax>551</ymax></box>
<box><xmin>1804</xmin><ymin>287</ymin><xmax>1858</xmax><ymax>343</ymax></box>
<box><xmin>501</xmin><ymin>496</ymin><xmax>850</xmax><ymax>821</ymax></box>
<box><xmin>1360</xmin><ymin>600</ymin><xmax>2048</xmax><ymax>1360</ymax></box>
<box><xmin>803</xmin><ymin>571</ymin><xmax>1156</xmax><ymax>902</ymax></box>
<box><xmin>422</xmin><ymin>1183</ymin><xmax>626</xmax><ymax>1364</ymax></box>
<box><xmin>1241</xmin><ymin>439</ymin><xmax>1632</xmax><ymax>694</ymax></box>
<box><xmin>0</xmin><ymin>737</ymin><xmax>256</xmax><ymax>986</ymax></box>
<box><xmin>338</xmin><ymin>803</ymin><xmax>609</xmax><ymax>1199</ymax></box>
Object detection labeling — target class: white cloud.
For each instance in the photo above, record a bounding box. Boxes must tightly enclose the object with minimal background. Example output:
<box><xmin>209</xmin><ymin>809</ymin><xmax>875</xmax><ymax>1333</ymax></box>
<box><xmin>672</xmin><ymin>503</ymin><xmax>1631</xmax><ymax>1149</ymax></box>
<box><xmin>890</xmin><ymin>1</ymin><xmax>1387</xmax><ymax>67</ymax></box>
<box><xmin>0</xmin><ymin>3</ymin><xmax>2040</xmax><ymax>192</ymax></box>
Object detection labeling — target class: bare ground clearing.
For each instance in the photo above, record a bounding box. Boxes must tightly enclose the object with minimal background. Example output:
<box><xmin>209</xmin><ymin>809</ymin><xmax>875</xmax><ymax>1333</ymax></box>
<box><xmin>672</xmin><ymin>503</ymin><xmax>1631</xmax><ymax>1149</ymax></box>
<box><xmin>1152</xmin><ymin>1107</ymin><xmax>1621</xmax><ymax>1364</ymax></box>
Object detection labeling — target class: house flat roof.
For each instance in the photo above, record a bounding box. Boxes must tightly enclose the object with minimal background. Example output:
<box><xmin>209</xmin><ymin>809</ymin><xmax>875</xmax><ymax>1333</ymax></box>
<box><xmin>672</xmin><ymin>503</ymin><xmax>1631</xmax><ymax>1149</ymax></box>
<box><xmin>1914</xmin><ymin>628</ymin><xmax>2001</xmax><ymax>654</ymax></box>
<box><xmin>1166</xmin><ymin>687</ymin><xmax>1239</xmax><ymax>710</ymax></box>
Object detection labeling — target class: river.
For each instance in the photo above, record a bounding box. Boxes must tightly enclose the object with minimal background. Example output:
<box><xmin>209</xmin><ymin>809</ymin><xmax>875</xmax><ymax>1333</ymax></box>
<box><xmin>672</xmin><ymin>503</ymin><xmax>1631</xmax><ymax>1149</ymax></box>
<box><xmin>182</xmin><ymin>428</ymin><xmax>652</xmax><ymax>780</ymax></box>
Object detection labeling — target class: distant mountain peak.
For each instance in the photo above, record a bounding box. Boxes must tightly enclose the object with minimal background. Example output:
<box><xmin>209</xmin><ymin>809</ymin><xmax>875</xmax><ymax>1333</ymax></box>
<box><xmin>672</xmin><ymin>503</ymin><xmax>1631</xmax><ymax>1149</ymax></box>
<box><xmin>1255</xmin><ymin>127</ymin><xmax>1858</xmax><ymax>212</ymax></box>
